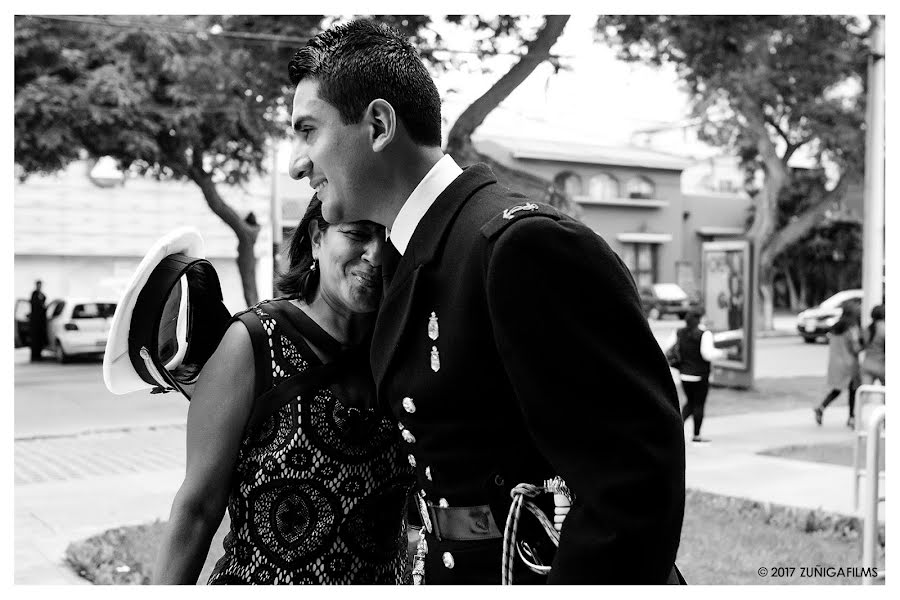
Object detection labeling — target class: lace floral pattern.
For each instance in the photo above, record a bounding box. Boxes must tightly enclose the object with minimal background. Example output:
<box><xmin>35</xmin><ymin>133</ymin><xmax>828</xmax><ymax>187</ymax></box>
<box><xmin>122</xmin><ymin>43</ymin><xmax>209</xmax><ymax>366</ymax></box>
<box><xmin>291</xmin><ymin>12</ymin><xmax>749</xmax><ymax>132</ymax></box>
<box><xmin>208</xmin><ymin>300</ymin><xmax>413</xmax><ymax>585</ymax></box>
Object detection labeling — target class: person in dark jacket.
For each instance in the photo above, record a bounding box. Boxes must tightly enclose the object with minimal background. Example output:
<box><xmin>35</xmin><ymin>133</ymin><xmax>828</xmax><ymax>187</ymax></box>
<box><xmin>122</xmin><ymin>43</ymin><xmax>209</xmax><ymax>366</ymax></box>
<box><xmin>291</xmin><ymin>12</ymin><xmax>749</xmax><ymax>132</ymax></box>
<box><xmin>663</xmin><ymin>309</ymin><xmax>728</xmax><ymax>443</ymax></box>
<box><xmin>860</xmin><ymin>304</ymin><xmax>885</xmax><ymax>386</ymax></box>
<box><xmin>287</xmin><ymin>19</ymin><xmax>686</xmax><ymax>585</ymax></box>
<box><xmin>814</xmin><ymin>303</ymin><xmax>862</xmax><ymax>428</ymax></box>
<box><xmin>28</xmin><ymin>280</ymin><xmax>47</xmax><ymax>362</ymax></box>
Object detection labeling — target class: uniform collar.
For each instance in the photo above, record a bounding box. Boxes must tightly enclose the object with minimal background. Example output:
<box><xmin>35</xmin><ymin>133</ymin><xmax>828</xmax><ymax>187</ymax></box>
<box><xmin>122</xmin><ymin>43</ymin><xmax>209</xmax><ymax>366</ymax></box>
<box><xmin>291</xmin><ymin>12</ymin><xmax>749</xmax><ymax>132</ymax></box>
<box><xmin>394</xmin><ymin>163</ymin><xmax>496</xmax><ymax>276</ymax></box>
<box><xmin>388</xmin><ymin>154</ymin><xmax>462</xmax><ymax>256</ymax></box>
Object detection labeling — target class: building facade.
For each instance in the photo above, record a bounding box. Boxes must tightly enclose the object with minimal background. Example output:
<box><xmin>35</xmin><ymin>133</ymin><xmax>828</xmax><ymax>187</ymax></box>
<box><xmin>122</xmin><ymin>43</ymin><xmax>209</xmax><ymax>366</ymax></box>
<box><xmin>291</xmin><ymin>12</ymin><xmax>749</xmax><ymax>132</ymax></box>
<box><xmin>14</xmin><ymin>161</ymin><xmax>275</xmax><ymax>316</ymax></box>
<box><xmin>475</xmin><ymin>136</ymin><xmax>752</xmax><ymax>299</ymax></box>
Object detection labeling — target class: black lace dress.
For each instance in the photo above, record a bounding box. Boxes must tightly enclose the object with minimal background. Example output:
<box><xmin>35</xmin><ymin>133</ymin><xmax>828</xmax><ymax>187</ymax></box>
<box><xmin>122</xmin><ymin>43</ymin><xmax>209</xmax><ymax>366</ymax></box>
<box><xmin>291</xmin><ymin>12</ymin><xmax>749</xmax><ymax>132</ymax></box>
<box><xmin>207</xmin><ymin>298</ymin><xmax>414</xmax><ymax>584</ymax></box>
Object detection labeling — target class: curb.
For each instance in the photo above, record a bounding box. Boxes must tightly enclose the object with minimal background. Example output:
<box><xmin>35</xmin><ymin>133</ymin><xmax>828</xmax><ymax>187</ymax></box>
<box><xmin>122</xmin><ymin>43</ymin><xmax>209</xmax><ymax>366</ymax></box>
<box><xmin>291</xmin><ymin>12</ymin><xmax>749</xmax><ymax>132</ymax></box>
<box><xmin>757</xmin><ymin>329</ymin><xmax>801</xmax><ymax>339</ymax></box>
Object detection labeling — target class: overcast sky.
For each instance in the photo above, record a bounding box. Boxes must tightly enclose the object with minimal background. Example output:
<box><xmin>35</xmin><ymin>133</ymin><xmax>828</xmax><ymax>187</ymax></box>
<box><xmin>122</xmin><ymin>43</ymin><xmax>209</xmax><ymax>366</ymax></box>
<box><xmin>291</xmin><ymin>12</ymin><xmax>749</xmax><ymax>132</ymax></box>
<box><xmin>437</xmin><ymin>15</ymin><xmax>693</xmax><ymax>148</ymax></box>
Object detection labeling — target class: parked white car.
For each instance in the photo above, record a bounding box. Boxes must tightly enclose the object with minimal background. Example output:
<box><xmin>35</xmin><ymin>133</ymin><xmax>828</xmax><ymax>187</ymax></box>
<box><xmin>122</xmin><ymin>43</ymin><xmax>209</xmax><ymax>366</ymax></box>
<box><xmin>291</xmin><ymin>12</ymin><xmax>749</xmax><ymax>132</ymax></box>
<box><xmin>796</xmin><ymin>289</ymin><xmax>863</xmax><ymax>343</ymax></box>
<box><xmin>46</xmin><ymin>298</ymin><xmax>118</xmax><ymax>362</ymax></box>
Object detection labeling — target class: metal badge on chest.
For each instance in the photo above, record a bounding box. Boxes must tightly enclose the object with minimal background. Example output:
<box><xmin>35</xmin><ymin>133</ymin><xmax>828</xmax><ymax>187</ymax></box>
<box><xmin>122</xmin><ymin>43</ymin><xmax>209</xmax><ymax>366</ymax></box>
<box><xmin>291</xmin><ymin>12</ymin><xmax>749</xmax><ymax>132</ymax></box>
<box><xmin>428</xmin><ymin>311</ymin><xmax>440</xmax><ymax>372</ymax></box>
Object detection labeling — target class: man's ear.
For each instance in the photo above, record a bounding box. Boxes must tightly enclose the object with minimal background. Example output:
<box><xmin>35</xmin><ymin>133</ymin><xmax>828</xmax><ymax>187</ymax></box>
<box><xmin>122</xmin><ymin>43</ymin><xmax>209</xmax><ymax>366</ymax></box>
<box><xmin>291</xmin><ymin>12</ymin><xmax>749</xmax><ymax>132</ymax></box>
<box><xmin>365</xmin><ymin>99</ymin><xmax>396</xmax><ymax>152</ymax></box>
<box><xmin>308</xmin><ymin>220</ymin><xmax>324</xmax><ymax>257</ymax></box>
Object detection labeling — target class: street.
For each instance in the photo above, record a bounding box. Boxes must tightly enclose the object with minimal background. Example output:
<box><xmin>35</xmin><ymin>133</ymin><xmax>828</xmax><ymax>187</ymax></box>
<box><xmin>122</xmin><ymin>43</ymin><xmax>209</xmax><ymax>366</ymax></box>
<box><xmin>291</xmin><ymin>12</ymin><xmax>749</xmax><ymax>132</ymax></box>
<box><xmin>13</xmin><ymin>327</ymin><xmax>830</xmax><ymax>584</ymax></box>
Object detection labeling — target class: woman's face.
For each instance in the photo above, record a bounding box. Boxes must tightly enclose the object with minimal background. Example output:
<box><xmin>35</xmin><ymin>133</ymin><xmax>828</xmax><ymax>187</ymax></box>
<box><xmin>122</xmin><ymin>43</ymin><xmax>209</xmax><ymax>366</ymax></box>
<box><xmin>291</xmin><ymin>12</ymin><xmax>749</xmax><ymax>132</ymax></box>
<box><xmin>311</xmin><ymin>220</ymin><xmax>384</xmax><ymax>314</ymax></box>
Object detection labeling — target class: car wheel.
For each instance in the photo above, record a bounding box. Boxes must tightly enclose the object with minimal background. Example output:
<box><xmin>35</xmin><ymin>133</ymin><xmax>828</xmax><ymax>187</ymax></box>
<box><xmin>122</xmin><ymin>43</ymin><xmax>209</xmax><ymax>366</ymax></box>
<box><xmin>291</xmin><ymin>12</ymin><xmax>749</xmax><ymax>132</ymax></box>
<box><xmin>648</xmin><ymin>307</ymin><xmax>661</xmax><ymax>320</ymax></box>
<box><xmin>54</xmin><ymin>340</ymin><xmax>69</xmax><ymax>364</ymax></box>
<box><xmin>802</xmin><ymin>336</ymin><xmax>817</xmax><ymax>344</ymax></box>
<box><xmin>677</xmin><ymin>312</ymin><xmax>687</xmax><ymax>320</ymax></box>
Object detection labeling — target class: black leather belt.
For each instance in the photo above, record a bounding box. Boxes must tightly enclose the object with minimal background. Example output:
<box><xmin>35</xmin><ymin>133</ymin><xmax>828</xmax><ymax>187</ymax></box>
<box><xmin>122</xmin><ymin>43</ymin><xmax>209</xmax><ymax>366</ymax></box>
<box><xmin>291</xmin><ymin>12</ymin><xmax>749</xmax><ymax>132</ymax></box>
<box><xmin>424</xmin><ymin>504</ymin><xmax>503</xmax><ymax>541</ymax></box>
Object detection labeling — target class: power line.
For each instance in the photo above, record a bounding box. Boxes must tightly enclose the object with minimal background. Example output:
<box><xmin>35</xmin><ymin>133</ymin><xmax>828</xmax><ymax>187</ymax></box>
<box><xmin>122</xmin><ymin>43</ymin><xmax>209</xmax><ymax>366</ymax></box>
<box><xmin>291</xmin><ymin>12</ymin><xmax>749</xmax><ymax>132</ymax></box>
<box><xmin>30</xmin><ymin>15</ymin><xmax>311</xmax><ymax>47</ymax></box>
<box><xmin>26</xmin><ymin>15</ymin><xmax>569</xmax><ymax>59</ymax></box>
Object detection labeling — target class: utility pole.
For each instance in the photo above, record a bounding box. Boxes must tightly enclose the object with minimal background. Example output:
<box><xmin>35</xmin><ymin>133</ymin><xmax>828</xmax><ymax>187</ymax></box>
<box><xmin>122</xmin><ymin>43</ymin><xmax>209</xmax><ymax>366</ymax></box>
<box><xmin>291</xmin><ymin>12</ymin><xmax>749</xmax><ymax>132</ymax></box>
<box><xmin>270</xmin><ymin>142</ymin><xmax>283</xmax><ymax>297</ymax></box>
<box><xmin>862</xmin><ymin>15</ymin><xmax>885</xmax><ymax>328</ymax></box>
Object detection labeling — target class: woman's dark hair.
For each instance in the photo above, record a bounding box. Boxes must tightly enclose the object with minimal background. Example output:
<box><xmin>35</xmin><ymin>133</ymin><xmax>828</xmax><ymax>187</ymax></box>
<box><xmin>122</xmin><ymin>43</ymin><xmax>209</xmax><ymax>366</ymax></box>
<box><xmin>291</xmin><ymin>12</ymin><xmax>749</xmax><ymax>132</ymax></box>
<box><xmin>831</xmin><ymin>301</ymin><xmax>861</xmax><ymax>335</ymax></box>
<box><xmin>276</xmin><ymin>195</ymin><xmax>330</xmax><ymax>300</ymax></box>
<box><xmin>867</xmin><ymin>303</ymin><xmax>885</xmax><ymax>344</ymax></box>
<box><xmin>288</xmin><ymin>19</ymin><xmax>442</xmax><ymax>147</ymax></box>
<box><xmin>684</xmin><ymin>308</ymin><xmax>704</xmax><ymax>330</ymax></box>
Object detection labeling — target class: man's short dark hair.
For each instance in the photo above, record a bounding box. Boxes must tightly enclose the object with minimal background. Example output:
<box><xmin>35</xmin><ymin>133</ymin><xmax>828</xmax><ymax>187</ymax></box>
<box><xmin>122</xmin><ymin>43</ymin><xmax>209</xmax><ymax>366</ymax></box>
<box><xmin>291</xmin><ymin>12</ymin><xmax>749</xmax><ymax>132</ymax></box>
<box><xmin>289</xmin><ymin>19</ymin><xmax>442</xmax><ymax>147</ymax></box>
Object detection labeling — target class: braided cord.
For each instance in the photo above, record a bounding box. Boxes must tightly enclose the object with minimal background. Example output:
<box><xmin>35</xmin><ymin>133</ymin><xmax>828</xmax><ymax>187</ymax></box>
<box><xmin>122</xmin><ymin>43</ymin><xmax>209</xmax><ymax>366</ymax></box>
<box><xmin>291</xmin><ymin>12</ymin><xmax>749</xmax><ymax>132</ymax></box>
<box><xmin>502</xmin><ymin>482</ymin><xmax>563</xmax><ymax>585</ymax></box>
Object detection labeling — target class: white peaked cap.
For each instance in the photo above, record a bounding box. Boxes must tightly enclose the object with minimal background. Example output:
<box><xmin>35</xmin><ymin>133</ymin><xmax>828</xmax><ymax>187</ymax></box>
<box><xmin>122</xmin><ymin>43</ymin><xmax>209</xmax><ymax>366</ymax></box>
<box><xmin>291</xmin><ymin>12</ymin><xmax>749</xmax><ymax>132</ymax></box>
<box><xmin>103</xmin><ymin>227</ymin><xmax>205</xmax><ymax>395</ymax></box>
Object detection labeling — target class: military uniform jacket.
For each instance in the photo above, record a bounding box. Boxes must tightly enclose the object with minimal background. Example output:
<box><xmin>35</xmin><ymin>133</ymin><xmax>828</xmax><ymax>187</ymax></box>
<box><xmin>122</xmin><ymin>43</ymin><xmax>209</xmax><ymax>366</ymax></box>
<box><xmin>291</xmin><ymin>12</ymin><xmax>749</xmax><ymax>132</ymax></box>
<box><xmin>372</xmin><ymin>164</ymin><xmax>686</xmax><ymax>584</ymax></box>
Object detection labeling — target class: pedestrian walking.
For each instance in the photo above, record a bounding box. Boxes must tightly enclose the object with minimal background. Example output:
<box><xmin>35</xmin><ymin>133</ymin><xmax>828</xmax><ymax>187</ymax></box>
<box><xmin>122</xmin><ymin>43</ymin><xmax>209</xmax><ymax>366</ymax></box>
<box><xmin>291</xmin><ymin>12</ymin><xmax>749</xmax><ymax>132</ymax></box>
<box><xmin>814</xmin><ymin>302</ymin><xmax>862</xmax><ymax>428</ymax></box>
<box><xmin>663</xmin><ymin>309</ymin><xmax>728</xmax><ymax>444</ymax></box>
<box><xmin>28</xmin><ymin>280</ymin><xmax>47</xmax><ymax>362</ymax></box>
<box><xmin>860</xmin><ymin>304</ymin><xmax>885</xmax><ymax>386</ymax></box>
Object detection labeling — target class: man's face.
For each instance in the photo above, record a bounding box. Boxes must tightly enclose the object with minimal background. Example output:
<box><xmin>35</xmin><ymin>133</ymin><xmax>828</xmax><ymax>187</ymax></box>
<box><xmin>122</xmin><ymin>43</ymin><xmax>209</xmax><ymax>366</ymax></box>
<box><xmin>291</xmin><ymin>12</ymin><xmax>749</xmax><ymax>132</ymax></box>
<box><xmin>289</xmin><ymin>79</ymin><xmax>374</xmax><ymax>223</ymax></box>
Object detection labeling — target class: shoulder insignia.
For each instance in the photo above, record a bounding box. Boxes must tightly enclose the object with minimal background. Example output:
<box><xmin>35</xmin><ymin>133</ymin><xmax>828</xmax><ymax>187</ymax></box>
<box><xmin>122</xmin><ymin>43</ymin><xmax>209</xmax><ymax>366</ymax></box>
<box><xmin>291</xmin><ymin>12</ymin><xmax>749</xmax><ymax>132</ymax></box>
<box><xmin>481</xmin><ymin>202</ymin><xmax>562</xmax><ymax>240</ymax></box>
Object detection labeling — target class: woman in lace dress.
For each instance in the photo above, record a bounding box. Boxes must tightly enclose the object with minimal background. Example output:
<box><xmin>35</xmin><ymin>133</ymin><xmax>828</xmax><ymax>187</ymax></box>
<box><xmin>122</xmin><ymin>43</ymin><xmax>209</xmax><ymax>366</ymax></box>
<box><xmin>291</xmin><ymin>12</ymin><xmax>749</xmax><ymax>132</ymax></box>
<box><xmin>153</xmin><ymin>196</ymin><xmax>413</xmax><ymax>584</ymax></box>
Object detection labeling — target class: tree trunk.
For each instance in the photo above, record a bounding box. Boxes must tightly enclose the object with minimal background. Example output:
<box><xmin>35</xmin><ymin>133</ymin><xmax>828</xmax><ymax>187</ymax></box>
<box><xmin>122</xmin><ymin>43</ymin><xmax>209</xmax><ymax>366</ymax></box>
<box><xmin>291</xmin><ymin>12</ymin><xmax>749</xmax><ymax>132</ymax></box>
<box><xmin>445</xmin><ymin>15</ymin><xmax>583</xmax><ymax>220</ymax></box>
<box><xmin>798</xmin><ymin>267</ymin><xmax>809</xmax><ymax>309</ymax></box>
<box><xmin>783</xmin><ymin>264</ymin><xmax>801</xmax><ymax>311</ymax></box>
<box><xmin>759</xmin><ymin>266</ymin><xmax>776</xmax><ymax>331</ymax></box>
<box><xmin>190</xmin><ymin>167</ymin><xmax>261</xmax><ymax>308</ymax></box>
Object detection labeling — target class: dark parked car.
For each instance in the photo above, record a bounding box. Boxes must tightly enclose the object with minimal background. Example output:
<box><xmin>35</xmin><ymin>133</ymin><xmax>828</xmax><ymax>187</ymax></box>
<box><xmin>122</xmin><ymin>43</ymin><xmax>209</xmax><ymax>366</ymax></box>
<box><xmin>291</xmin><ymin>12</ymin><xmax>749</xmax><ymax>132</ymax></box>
<box><xmin>639</xmin><ymin>283</ymin><xmax>697</xmax><ymax>320</ymax></box>
<box><xmin>796</xmin><ymin>289</ymin><xmax>863</xmax><ymax>343</ymax></box>
<box><xmin>14</xmin><ymin>298</ymin><xmax>31</xmax><ymax>348</ymax></box>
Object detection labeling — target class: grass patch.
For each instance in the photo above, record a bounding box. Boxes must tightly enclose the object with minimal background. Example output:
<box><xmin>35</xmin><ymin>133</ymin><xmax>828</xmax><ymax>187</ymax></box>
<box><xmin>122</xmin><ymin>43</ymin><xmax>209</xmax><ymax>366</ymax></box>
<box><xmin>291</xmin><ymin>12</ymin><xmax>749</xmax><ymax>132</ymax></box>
<box><xmin>65</xmin><ymin>518</ymin><xmax>229</xmax><ymax>585</ymax></box>
<box><xmin>678</xmin><ymin>489</ymin><xmax>884</xmax><ymax>585</ymax></box>
<box><xmin>702</xmin><ymin>376</ymin><xmax>831</xmax><ymax>417</ymax></box>
<box><xmin>65</xmin><ymin>489</ymin><xmax>883</xmax><ymax>585</ymax></box>
<box><xmin>759</xmin><ymin>442</ymin><xmax>885</xmax><ymax>469</ymax></box>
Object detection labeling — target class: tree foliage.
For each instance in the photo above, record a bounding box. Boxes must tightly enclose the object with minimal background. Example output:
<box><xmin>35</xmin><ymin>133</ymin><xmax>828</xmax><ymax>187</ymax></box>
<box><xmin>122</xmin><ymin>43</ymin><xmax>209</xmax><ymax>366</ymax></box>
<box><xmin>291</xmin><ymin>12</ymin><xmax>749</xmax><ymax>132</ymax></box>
<box><xmin>595</xmin><ymin>15</ymin><xmax>870</xmax><ymax>327</ymax></box>
<box><xmin>15</xmin><ymin>14</ymin><xmax>575</xmax><ymax>305</ymax></box>
<box><xmin>15</xmin><ymin>14</ymin><xmax>326</xmax><ymax>305</ymax></box>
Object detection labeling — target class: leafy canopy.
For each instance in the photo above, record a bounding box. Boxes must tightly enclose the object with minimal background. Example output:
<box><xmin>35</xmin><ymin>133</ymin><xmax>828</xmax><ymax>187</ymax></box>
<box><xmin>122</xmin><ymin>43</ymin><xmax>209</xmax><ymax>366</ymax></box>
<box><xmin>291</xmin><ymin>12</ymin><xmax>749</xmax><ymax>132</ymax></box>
<box><xmin>595</xmin><ymin>15</ymin><xmax>869</xmax><ymax>179</ymax></box>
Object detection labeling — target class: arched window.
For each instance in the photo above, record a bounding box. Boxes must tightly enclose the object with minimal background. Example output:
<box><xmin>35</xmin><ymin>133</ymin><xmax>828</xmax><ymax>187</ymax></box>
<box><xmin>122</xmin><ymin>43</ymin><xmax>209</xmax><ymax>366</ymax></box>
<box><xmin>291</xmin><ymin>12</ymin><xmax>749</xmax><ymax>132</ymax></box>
<box><xmin>625</xmin><ymin>176</ymin><xmax>655</xmax><ymax>200</ymax></box>
<box><xmin>589</xmin><ymin>173</ymin><xmax>619</xmax><ymax>202</ymax></box>
<box><xmin>553</xmin><ymin>171</ymin><xmax>583</xmax><ymax>197</ymax></box>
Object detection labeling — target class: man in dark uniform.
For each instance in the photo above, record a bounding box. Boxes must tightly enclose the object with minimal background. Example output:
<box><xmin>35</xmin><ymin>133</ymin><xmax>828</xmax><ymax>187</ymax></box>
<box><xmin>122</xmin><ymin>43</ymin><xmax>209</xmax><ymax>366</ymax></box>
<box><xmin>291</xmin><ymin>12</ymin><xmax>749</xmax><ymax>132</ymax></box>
<box><xmin>288</xmin><ymin>20</ymin><xmax>685</xmax><ymax>584</ymax></box>
<box><xmin>29</xmin><ymin>280</ymin><xmax>47</xmax><ymax>362</ymax></box>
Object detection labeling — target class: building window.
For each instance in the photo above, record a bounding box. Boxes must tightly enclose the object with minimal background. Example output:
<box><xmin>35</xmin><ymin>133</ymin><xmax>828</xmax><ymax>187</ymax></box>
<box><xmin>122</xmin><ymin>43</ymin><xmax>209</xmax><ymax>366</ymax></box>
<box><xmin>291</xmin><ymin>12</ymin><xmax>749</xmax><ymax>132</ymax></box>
<box><xmin>553</xmin><ymin>171</ymin><xmax>583</xmax><ymax>197</ymax></box>
<box><xmin>589</xmin><ymin>173</ymin><xmax>619</xmax><ymax>202</ymax></box>
<box><xmin>621</xmin><ymin>243</ymin><xmax>658</xmax><ymax>288</ymax></box>
<box><xmin>625</xmin><ymin>176</ymin><xmax>655</xmax><ymax>200</ymax></box>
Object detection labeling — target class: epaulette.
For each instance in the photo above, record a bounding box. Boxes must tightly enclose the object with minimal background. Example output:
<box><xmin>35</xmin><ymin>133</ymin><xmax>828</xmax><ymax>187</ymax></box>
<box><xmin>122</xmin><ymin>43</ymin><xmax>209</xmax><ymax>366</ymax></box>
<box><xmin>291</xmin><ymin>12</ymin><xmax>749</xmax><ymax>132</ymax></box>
<box><xmin>480</xmin><ymin>201</ymin><xmax>562</xmax><ymax>240</ymax></box>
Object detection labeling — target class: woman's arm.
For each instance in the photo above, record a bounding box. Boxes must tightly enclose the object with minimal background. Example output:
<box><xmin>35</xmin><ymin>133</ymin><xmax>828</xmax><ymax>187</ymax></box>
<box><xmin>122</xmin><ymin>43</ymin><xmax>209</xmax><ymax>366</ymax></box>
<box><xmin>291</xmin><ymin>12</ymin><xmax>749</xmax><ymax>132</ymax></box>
<box><xmin>700</xmin><ymin>330</ymin><xmax>729</xmax><ymax>362</ymax></box>
<box><xmin>152</xmin><ymin>321</ymin><xmax>256</xmax><ymax>584</ymax></box>
<box><xmin>847</xmin><ymin>326</ymin><xmax>863</xmax><ymax>355</ymax></box>
<box><xmin>662</xmin><ymin>330</ymin><xmax>677</xmax><ymax>354</ymax></box>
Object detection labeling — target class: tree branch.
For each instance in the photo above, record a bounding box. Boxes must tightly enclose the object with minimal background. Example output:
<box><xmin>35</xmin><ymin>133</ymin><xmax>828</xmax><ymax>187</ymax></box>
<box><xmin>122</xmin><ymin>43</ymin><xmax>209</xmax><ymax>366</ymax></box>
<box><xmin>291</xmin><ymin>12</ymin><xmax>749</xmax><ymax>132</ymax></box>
<box><xmin>446</xmin><ymin>15</ymin><xmax>570</xmax><ymax>150</ymax></box>
<box><xmin>760</xmin><ymin>173</ymin><xmax>854</xmax><ymax>266</ymax></box>
<box><xmin>443</xmin><ymin>16</ymin><xmax>583</xmax><ymax>218</ymax></box>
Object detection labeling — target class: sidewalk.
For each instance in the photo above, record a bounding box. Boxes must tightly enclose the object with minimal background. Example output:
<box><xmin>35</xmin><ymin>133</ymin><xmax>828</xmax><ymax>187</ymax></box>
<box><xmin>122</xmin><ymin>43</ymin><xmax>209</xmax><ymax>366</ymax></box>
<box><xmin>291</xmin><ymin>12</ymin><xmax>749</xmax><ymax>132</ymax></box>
<box><xmin>685</xmin><ymin>407</ymin><xmax>882</xmax><ymax>518</ymax></box>
<box><xmin>15</xmin><ymin>428</ymin><xmax>187</xmax><ymax>584</ymax></box>
<box><xmin>15</xmin><ymin>404</ymin><xmax>881</xmax><ymax>584</ymax></box>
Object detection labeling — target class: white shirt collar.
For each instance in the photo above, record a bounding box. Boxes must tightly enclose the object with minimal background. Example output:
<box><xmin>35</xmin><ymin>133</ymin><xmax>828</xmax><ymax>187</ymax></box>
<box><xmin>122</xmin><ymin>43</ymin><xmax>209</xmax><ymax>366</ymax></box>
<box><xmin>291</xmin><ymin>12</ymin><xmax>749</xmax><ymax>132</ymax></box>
<box><xmin>388</xmin><ymin>154</ymin><xmax>462</xmax><ymax>256</ymax></box>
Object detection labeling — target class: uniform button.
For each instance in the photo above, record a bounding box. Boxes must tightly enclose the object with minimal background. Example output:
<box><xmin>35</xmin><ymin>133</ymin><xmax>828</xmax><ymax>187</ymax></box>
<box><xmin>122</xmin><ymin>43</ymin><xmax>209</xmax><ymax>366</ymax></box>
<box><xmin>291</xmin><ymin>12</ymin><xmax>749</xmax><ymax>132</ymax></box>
<box><xmin>398</xmin><ymin>422</ymin><xmax>405</xmax><ymax>431</ymax></box>
<box><xmin>402</xmin><ymin>397</ymin><xmax>416</xmax><ymax>413</ymax></box>
<box><xmin>438</xmin><ymin>498</ymin><xmax>449</xmax><ymax>508</ymax></box>
<box><xmin>442</xmin><ymin>552</ymin><xmax>455</xmax><ymax>569</ymax></box>
<box><xmin>425</xmin><ymin>466</ymin><xmax>432</xmax><ymax>481</ymax></box>
<box><xmin>408</xmin><ymin>454</ymin><xmax>417</xmax><ymax>468</ymax></box>
<box><xmin>402</xmin><ymin>429</ymin><xmax>416</xmax><ymax>444</ymax></box>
